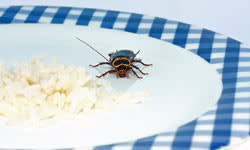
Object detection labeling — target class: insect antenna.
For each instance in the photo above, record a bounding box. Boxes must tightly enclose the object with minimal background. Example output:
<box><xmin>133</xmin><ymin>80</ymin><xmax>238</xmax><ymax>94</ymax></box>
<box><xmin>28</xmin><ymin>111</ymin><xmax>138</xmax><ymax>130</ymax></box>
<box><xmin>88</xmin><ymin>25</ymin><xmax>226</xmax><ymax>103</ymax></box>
<box><xmin>75</xmin><ymin>36</ymin><xmax>110</xmax><ymax>62</ymax></box>
<box><xmin>135</xmin><ymin>50</ymin><xmax>141</xmax><ymax>56</ymax></box>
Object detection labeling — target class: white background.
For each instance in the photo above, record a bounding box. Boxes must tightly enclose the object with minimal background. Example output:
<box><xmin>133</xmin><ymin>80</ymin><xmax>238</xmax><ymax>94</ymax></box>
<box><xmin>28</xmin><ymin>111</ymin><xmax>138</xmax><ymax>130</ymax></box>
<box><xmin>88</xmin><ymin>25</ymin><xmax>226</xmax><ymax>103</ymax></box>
<box><xmin>0</xmin><ymin>0</ymin><xmax>250</xmax><ymax>45</ymax></box>
<box><xmin>0</xmin><ymin>1</ymin><xmax>249</xmax><ymax>149</ymax></box>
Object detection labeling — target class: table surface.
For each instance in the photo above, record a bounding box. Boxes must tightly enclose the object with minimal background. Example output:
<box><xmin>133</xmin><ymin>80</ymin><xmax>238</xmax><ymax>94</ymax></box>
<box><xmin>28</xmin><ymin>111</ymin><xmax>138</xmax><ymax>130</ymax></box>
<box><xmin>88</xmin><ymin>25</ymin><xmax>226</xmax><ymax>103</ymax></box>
<box><xmin>0</xmin><ymin>2</ymin><xmax>249</xmax><ymax>150</ymax></box>
<box><xmin>0</xmin><ymin>0</ymin><xmax>250</xmax><ymax>46</ymax></box>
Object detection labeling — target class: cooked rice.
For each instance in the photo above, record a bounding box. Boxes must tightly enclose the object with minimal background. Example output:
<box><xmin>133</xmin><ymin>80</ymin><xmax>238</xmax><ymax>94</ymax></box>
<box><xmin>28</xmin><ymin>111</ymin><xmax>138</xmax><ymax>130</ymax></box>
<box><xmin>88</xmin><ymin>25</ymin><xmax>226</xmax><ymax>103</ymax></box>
<box><xmin>0</xmin><ymin>56</ymin><xmax>148</xmax><ymax>127</ymax></box>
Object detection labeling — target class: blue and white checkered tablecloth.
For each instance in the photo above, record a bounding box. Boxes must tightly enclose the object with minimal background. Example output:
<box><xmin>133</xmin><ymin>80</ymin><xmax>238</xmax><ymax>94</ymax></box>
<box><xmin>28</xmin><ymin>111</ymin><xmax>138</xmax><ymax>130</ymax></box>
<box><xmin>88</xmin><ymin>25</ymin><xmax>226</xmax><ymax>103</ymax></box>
<box><xmin>0</xmin><ymin>6</ymin><xmax>249</xmax><ymax>150</ymax></box>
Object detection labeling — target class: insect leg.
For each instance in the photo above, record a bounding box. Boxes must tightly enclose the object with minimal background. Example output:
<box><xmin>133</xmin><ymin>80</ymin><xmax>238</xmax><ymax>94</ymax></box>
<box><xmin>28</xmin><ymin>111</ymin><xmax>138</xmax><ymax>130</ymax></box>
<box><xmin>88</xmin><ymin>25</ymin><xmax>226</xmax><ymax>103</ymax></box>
<box><xmin>126</xmin><ymin>71</ymin><xmax>129</xmax><ymax>78</ymax></box>
<box><xmin>96</xmin><ymin>69</ymin><xmax>116</xmax><ymax>78</ymax></box>
<box><xmin>133</xmin><ymin>59</ymin><xmax>152</xmax><ymax>66</ymax></box>
<box><xmin>131</xmin><ymin>64</ymin><xmax>149</xmax><ymax>75</ymax></box>
<box><xmin>89</xmin><ymin>62</ymin><xmax>111</xmax><ymax>67</ymax></box>
<box><xmin>128</xmin><ymin>67</ymin><xmax>143</xmax><ymax>79</ymax></box>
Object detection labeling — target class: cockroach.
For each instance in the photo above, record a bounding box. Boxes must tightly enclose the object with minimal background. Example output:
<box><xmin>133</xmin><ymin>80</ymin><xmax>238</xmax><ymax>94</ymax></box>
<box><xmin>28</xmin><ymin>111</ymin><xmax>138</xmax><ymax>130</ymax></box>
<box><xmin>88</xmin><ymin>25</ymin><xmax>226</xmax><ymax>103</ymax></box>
<box><xmin>75</xmin><ymin>37</ymin><xmax>152</xmax><ymax>79</ymax></box>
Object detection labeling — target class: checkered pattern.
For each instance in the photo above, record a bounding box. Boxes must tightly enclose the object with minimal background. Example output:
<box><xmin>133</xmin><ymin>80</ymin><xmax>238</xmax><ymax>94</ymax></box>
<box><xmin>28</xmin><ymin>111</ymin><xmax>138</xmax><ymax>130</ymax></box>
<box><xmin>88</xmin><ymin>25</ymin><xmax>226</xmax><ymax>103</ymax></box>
<box><xmin>0</xmin><ymin>6</ymin><xmax>249</xmax><ymax>150</ymax></box>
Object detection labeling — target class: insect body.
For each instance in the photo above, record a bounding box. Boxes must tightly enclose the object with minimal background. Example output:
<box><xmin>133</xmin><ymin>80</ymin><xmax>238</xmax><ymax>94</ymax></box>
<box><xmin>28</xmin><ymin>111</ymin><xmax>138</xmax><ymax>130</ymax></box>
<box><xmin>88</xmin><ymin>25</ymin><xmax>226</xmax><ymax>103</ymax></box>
<box><xmin>75</xmin><ymin>37</ymin><xmax>152</xmax><ymax>79</ymax></box>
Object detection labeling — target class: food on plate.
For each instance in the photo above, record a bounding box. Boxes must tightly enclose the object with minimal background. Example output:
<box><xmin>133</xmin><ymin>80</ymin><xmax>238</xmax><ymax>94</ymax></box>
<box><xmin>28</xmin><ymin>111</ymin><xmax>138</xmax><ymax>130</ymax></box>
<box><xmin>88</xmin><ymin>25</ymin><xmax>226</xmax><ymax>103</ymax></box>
<box><xmin>0</xmin><ymin>56</ymin><xmax>149</xmax><ymax>127</ymax></box>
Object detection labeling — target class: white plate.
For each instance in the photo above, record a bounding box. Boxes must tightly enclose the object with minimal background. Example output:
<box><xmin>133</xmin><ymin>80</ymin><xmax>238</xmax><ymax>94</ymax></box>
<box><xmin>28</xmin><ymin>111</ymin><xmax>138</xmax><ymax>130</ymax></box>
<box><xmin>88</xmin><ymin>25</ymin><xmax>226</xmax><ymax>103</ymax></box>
<box><xmin>0</xmin><ymin>24</ymin><xmax>222</xmax><ymax>149</ymax></box>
